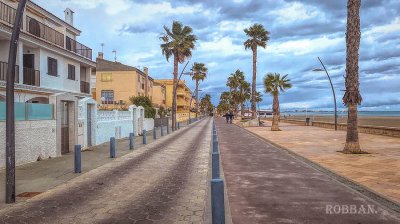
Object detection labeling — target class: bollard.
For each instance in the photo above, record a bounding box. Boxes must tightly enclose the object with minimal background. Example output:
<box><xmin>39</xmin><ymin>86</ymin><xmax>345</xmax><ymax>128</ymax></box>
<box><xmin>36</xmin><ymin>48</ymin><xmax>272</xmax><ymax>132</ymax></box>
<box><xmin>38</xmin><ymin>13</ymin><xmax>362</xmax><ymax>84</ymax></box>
<box><xmin>110</xmin><ymin>137</ymin><xmax>116</xmax><ymax>158</ymax></box>
<box><xmin>142</xmin><ymin>130</ymin><xmax>147</xmax><ymax>144</ymax></box>
<box><xmin>212</xmin><ymin>152</ymin><xmax>220</xmax><ymax>179</ymax></box>
<box><xmin>129</xmin><ymin>133</ymin><xmax>134</xmax><ymax>150</ymax></box>
<box><xmin>153</xmin><ymin>128</ymin><xmax>157</xmax><ymax>140</ymax></box>
<box><xmin>211</xmin><ymin>179</ymin><xmax>225</xmax><ymax>224</ymax></box>
<box><xmin>161</xmin><ymin>126</ymin><xmax>164</xmax><ymax>136</ymax></box>
<box><xmin>74</xmin><ymin>145</ymin><xmax>81</xmax><ymax>173</ymax></box>
<box><xmin>213</xmin><ymin>133</ymin><xmax>217</xmax><ymax>142</ymax></box>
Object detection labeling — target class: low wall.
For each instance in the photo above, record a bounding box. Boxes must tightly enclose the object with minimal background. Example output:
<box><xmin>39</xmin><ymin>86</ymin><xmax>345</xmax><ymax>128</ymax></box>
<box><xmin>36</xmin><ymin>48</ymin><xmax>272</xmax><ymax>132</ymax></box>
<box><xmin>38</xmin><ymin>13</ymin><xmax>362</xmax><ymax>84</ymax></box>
<box><xmin>312</xmin><ymin>121</ymin><xmax>400</xmax><ymax>138</ymax></box>
<box><xmin>96</xmin><ymin>119</ymin><xmax>133</xmax><ymax>145</ymax></box>
<box><xmin>154</xmin><ymin>117</ymin><xmax>169</xmax><ymax>127</ymax></box>
<box><xmin>144</xmin><ymin>118</ymin><xmax>154</xmax><ymax>131</ymax></box>
<box><xmin>0</xmin><ymin>120</ymin><xmax>57</xmax><ymax>168</ymax></box>
<box><xmin>277</xmin><ymin>118</ymin><xmax>400</xmax><ymax>138</ymax></box>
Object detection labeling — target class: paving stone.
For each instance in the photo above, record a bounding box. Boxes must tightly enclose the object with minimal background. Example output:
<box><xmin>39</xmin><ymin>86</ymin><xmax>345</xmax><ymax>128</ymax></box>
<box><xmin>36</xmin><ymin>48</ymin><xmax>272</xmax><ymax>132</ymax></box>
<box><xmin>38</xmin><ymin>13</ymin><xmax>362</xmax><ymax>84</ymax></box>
<box><xmin>0</xmin><ymin>119</ymin><xmax>212</xmax><ymax>223</ymax></box>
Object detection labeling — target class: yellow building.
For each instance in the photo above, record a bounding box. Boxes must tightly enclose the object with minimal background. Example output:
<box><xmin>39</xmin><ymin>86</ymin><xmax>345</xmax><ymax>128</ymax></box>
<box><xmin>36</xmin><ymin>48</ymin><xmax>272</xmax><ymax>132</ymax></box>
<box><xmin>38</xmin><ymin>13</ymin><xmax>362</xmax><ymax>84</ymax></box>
<box><xmin>152</xmin><ymin>82</ymin><xmax>166</xmax><ymax>109</ymax></box>
<box><xmin>155</xmin><ymin>79</ymin><xmax>194</xmax><ymax>122</ymax></box>
<box><xmin>95</xmin><ymin>55</ymin><xmax>154</xmax><ymax>109</ymax></box>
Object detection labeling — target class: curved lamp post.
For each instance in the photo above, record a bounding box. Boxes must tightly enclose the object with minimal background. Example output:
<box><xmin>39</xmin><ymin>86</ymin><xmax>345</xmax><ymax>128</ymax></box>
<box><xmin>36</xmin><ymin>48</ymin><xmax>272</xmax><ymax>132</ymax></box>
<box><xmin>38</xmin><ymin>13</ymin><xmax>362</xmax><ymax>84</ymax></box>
<box><xmin>313</xmin><ymin>57</ymin><xmax>337</xmax><ymax>131</ymax></box>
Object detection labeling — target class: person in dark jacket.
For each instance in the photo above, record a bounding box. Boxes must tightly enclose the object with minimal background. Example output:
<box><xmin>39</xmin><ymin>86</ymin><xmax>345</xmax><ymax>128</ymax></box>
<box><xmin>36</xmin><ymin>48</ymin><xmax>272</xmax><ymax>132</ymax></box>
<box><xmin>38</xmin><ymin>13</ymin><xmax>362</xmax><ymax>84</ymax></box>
<box><xmin>229</xmin><ymin>111</ymin><xmax>234</xmax><ymax>124</ymax></box>
<box><xmin>224</xmin><ymin>112</ymin><xmax>229</xmax><ymax>123</ymax></box>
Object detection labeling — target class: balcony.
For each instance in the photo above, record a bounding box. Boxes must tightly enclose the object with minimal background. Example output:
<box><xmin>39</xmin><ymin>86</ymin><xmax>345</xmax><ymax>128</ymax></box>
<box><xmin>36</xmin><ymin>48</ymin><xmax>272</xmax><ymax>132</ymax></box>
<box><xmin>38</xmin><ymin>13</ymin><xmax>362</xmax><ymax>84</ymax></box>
<box><xmin>23</xmin><ymin>67</ymin><xmax>40</xmax><ymax>87</ymax></box>
<box><xmin>0</xmin><ymin>61</ymin><xmax>19</xmax><ymax>83</ymax></box>
<box><xmin>0</xmin><ymin>1</ymin><xmax>16</xmax><ymax>25</ymax></box>
<box><xmin>66</xmin><ymin>37</ymin><xmax>92</xmax><ymax>60</ymax></box>
<box><xmin>0</xmin><ymin>3</ymin><xmax>93</xmax><ymax>61</ymax></box>
<box><xmin>80</xmin><ymin>81</ymin><xmax>90</xmax><ymax>94</ymax></box>
<box><xmin>26</xmin><ymin>16</ymin><xmax>64</xmax><ymax>48</ymax></box>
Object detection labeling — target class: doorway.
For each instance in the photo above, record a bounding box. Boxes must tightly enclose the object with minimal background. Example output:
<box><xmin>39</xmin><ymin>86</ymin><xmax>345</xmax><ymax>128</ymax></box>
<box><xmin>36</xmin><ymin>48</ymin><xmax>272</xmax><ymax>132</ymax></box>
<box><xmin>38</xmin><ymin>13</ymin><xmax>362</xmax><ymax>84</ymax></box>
<box><xmin>87</xmin><ymin>104</ymin><xmax>92</xmax><ymax>147</ymax></box>
<box><xmin>23</xmin><ymin>54</ymin><xmax>35</xmax><ymax>85</ymax></box>
<box><xmin>61</xmin><ymin>102</ymin><xmax>69</xmax><ymax>154</ymax></box>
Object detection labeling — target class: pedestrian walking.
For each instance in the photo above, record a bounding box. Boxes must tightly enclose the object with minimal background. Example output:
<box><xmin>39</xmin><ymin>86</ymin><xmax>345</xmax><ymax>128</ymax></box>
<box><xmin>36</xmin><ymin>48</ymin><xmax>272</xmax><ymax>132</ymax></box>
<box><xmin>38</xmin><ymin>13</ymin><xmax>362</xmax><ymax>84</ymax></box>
<box><xmin>224</xmin><ymin>112</ymin><xmax>229</xmax><ymax>123</ymax></box>
<box><xmin>229</xmin><ymin>111</ymin><xmax>234</xmax><ymax>124</ymax></box>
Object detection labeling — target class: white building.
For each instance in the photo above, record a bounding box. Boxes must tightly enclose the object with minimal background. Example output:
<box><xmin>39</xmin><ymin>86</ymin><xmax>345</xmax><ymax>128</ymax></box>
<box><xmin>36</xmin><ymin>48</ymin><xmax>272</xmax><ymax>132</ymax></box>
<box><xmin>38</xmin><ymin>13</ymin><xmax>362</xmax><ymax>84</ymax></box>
<box><xmin>0</xmin><ymin>0</ymin><xmax>96</xmax><ymax>167</ymax></box>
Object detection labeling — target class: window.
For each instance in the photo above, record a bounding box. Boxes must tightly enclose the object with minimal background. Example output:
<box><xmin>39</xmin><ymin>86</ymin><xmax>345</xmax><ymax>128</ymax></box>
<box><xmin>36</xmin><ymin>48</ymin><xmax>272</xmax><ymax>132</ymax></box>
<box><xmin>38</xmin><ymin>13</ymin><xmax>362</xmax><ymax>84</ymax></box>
<box><xmin>67</xmin><ymin>64</ymin><xmax>75</xmax><ymax>80</ymax></box>
<box><xmin>101</xmin><ymin>90</ymin><xmax>114</xmax><ymax>104</ymax></box>
<box><xmin>47</xmin><ymin>57</ymin><xmax>58</xmax><ymax>76</ymax></box>
<box><xmin>101</xmin><ymin>73</ymin><xmax>112</xmax><ymax>82</ymax></box>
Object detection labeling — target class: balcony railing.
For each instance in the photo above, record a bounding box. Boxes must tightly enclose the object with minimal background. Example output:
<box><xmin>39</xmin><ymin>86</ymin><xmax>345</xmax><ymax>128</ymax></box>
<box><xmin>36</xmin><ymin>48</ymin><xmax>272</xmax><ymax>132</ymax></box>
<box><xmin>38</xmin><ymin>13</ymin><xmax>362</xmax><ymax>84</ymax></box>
<box><xmin>66</xmin><ymin>36</ymin><xmax>93</xmax><ymax>60</ymax></box>
<box><xmin>0</xmin><ymin>2</ymin><xmax>16</xmax><ymax>25</ymax></box>
<box><xmin>26</xmin><ymin>16</ymin><xmax>64</xmax><ymax>48</ymax></box>
<box><xmin>1</xmin><ymin>4</ymin><xmax>93</xmax><ymax>61</ymax></box>
<box><xmin>80</xmin><ymin>81</ymin><xmax>90</xmax><ymax>94</ymax></box>
<box><xmin>0</xmin><ymin>61</ymin><xmax>19</xmax><ymax>83</ymax></box>
<box><xmin>23</xmin><ymin>67</ymin><xmax>40</xmax><ymax>87</ymax></box>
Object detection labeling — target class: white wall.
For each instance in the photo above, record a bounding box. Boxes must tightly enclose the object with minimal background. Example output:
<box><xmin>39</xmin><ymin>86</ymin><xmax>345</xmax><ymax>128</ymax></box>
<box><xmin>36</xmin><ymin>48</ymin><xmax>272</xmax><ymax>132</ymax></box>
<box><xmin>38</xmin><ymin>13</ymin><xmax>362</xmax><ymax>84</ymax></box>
<box><xmin>96</xmin><ymin>119</ymin><xmax>133</xmax><ymax>145</ymax></box>
<box><xmin>144</xmin><ymin>118</ymin><xmax>154</xmax><ymax>131</ymax></box>
<box><xmin>0</xmin><ymin>120</ymin><xmax>57</xmax><ymax>168</ymax></box>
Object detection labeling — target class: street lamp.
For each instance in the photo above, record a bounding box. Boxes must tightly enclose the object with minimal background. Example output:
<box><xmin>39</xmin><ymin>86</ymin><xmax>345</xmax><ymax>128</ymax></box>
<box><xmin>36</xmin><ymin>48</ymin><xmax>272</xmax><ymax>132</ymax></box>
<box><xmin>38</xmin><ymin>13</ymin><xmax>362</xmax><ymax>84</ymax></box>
<box><xmin>312</xmin><ymin>57</ymin><xmax>337</xmax><ymax>131</ymax></box>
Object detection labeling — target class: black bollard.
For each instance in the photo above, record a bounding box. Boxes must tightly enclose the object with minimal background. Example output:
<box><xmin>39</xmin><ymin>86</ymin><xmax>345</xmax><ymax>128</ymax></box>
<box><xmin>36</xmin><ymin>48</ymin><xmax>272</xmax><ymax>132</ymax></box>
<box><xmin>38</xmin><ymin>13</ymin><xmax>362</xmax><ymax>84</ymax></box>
<box><xmin>74</xmin><ymin>145</ymin><xmax>81</xmax><ymax>173</ymax></box>
<box><xmin>110</xmin><ymin>137</ymin><xmax>116</xmax><ymax>158</ymax></box>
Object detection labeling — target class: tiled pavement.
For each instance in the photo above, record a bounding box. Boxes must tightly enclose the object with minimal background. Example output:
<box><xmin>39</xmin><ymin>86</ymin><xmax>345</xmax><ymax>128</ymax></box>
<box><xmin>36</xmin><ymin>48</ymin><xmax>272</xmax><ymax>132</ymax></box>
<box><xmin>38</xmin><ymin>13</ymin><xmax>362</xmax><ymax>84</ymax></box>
<box><xmin>248</xmin><ymin>120</ymin><xmax>400</xmax><ymax>204</ymax></box>
<box><xmin>215</xmin><ymin>117</ymin><xmax>400</xmax><ymax>224</ymax></box>
<box><xmin>0</xmin><ymin>118</ymin><xmax>212</xmax><ymax>223</ymax></box>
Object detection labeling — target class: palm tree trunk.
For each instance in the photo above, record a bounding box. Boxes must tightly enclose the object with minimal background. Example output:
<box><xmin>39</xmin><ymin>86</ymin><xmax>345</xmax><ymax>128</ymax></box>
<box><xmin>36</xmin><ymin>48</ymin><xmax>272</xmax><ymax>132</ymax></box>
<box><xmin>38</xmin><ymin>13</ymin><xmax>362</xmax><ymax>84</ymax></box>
<box><xmin>241</xmin><ymin>103</ymin><xmax>245</xmax><ymax>117</ymax></box>
<box><xmin>195</xmin><ymin>80</ymin><xmax>199</xmax><ymax>118</ymax></box>
<box><xmin>343</xmin><ymin>0</ymin><xmax>362</xmax><ymax>153</ymax></box>
<box><xmin>172</xmin><ymin>53</ymin><xmax>178</xmax><ymax>131</ymax></box>
<box><xmin>271</xmin><ymin>94</ymin><xmax>280</xmax><ymax>131</ymax></box>
<box><xmin>251</xmin><ymin>47</ymin><xmax>257</xmax><ymax>119</ymax></box>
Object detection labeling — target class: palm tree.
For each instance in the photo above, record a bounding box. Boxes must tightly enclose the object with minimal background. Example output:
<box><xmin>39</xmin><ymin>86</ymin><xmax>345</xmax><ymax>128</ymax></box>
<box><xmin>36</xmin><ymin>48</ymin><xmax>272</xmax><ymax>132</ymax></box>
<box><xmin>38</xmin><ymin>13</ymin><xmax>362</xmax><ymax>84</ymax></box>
<box><xmin>160</xmin><ymin>21</ymin><xmax>197</xmax><ymax>131</ymax></box>
<box><xmin>191</xmin><ymin>62</ymin><xmax>207</xmax><ymax>118</ymax></box>
<box><xmin>226</xmin><ymin>70</ymin><xmax>246</xmax><ymax>113</ymax></box>
<box><xmin>240</xmin><ymin>81</ymin><xmax>251</xmax><ymax>117</ymax></box>
<box><xmin>342</xmin><ymin>0</ymin><xmax>363</xmax><ymax>153</ymax></box>
<box><xmin>263</xmin><ymin>73</ymin><xmax>292</xmax><ymax>131</ymax></box>
<box><xmin>244</xmin><ymin>24</ymin><xmax>270</xmax><ymax>119</ymax></box>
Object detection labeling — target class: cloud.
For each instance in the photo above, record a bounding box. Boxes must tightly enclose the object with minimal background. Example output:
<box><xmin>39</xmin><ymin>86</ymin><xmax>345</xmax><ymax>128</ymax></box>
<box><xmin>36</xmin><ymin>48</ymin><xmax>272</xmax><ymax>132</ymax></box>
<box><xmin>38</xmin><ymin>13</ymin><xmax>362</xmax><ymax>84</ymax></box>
<box><xmin>32</xmin><ymin>0</ymin><xmax>400</xmax><ymax>110</ymax></box>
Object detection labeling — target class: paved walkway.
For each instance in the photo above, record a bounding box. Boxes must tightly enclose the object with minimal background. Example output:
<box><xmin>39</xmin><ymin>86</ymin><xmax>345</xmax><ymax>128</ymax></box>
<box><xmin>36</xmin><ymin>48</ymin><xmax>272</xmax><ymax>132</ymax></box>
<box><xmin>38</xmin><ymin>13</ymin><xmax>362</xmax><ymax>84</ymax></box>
<box><xmin>215</xmin><ymin>118</ymin><xmax>400</xmax><ymax>224</ymax></box>
<box><xmin>248</xmin><ymin>120</ymin><xmax>400</xmax><ymax>204</ymax></box>
<box><xmin>0</xmin><ymin>124</ymin><xmax>168</xmax><ymax>204</ymax></box>
<box><xmin>0</xmin><ymin>118</ymin><xmax>211</xmax><ymax>223</ymax></box>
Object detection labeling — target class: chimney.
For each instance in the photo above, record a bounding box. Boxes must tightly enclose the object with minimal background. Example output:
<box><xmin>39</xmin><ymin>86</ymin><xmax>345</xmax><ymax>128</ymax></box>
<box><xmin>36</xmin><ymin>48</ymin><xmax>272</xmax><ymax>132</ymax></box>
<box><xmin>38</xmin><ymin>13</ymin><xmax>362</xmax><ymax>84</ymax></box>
<box><xmin>64</xmin><ymin>8</ymin><xmax>74</xmax><ymax>26</ymax></box>
<box><xmin>143</xmin><ymin>67</ymin><xmax>149</xmax><ymax>97</ymax></box>
<box><xmin>97</xmin><ymin>52</ymin><xmax>104</xmax><ymax>59</ymax></box>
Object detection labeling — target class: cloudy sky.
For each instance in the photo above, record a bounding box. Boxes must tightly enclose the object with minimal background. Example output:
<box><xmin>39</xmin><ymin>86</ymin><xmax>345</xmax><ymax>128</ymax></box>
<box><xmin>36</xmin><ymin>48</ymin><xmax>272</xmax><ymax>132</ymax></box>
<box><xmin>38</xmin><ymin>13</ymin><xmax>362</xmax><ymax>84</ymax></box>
<box><xmin>34</xmin><ymin>0</ymin><xmax>400</xmax><ymax>111</ymax></box>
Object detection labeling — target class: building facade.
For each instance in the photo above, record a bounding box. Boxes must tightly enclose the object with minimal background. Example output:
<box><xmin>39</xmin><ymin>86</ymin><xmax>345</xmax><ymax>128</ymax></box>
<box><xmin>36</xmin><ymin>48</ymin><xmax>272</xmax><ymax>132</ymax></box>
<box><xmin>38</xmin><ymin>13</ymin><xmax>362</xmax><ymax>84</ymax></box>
<box><xmin>152</xmin><ymin>82</ymin><xmax>166</xmax><ymax>109</ymax></box>
<box><xmin>0</xmin><ymin>0</ymin><xmax>95</xmax><ymax>165</ymax></box>
<box><xmin>155</xmin><ymin>79</ymin><xmax>194</xmax><ymax>122</ymax></box>
<box><xmin>95</xmin><ymin>56</ymin><xmax>154</xmax><ymax>109</ymax></box>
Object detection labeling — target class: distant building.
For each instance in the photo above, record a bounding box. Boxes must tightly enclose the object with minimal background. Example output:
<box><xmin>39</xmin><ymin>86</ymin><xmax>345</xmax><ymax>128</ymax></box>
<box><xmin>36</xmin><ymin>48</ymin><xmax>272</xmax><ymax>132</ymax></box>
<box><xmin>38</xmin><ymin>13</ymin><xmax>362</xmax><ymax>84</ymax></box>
<box><xmin>155</xmin><ymin>79</ymin><xmax>194</xmax><ymax>122</ymax></box>
<box><xmin>152</xmin><ymin>82</ymin><xmax>166</xmax><ymax>109</ymax></box>
<box><xmin>94</xmin><ymin>55</ymin><xmax>154</xmax><ymax>109</ymax></box>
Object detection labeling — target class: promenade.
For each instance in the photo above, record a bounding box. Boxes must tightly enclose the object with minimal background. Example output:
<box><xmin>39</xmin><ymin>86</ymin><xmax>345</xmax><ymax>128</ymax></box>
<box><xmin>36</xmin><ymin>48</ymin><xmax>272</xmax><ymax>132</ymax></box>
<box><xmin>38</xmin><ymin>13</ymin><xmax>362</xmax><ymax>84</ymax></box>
<box><xmin>0</xmin><ymin>119</ymin><xmax>211</xmax><ymax>223</ymax></box>
<box><xmin>248</xmin><ymin>120</ymin><xmax>400</xmax><ymax>204</ymax></box>
<box><xmin>215</xmin><ymin>118</ymin><xmax>400</xmax><ymax>223</ymax></box>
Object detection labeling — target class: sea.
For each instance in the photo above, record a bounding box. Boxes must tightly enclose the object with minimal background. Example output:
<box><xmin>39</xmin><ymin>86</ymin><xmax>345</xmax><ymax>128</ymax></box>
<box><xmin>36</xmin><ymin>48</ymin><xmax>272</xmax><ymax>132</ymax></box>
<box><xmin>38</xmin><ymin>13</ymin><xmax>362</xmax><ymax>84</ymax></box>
<box><xmin>280</xmin><ymin>111</ymin><xmax>400</xmax><ymax>117</ymax></box>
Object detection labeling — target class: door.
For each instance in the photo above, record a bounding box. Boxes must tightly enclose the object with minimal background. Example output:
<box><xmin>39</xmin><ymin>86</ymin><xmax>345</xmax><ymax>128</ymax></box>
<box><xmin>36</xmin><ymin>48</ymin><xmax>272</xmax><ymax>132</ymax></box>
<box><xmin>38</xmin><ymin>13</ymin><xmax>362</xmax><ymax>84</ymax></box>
<box><xmin>87</xmin><ymin>105</ymin><xmax>92</xmax><ymax>147</ymax></box>
<box><xmin>61</xmin><ymin>102</ymin><xmax>70</xmax><ymax>154</ymax></box>
<box><xmin>23</xmin><ymin>54</ymin><xmax>35</xmax><ymax>85</ymax></box>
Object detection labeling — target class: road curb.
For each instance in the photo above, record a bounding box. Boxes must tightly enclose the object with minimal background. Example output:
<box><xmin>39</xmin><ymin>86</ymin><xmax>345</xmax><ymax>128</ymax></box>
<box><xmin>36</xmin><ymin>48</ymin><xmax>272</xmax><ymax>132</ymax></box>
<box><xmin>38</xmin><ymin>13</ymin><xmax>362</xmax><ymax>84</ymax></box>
<box><xmin>235</xmin><ymin>123</ymin><xmax>400</xmax><ymax>215</ymax></box>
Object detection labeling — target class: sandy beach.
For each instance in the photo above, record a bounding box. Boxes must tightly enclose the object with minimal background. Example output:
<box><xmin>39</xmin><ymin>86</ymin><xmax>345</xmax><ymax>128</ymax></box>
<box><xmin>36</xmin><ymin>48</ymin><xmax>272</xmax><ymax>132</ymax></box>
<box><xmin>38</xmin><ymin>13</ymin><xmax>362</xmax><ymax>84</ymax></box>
<box><xmin>278</xmin><ymin>115</ymin><xmax>400</xmax><ymax>128</ymax></box>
